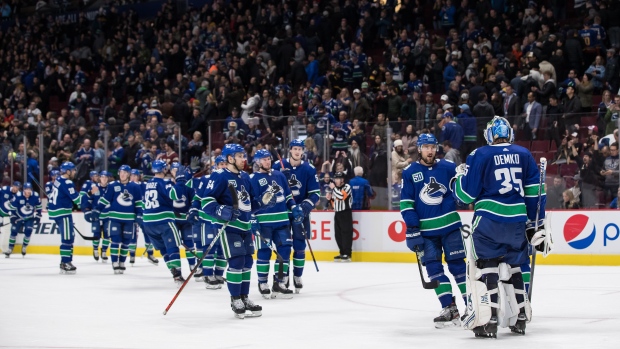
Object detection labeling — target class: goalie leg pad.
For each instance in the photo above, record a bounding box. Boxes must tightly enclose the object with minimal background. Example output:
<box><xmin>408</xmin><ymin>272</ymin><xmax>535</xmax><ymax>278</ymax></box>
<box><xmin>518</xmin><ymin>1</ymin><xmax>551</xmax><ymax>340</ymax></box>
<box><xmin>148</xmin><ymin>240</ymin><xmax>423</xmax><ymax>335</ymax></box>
<box><xmin>509</xmin><ymin>265</ymin><xmax>532</xmax><ymax>322</ymax></box>
<box><xmin>463</xmin><ymin>258</ymin><xmax>499</xmax><ymax>330</ymax></box>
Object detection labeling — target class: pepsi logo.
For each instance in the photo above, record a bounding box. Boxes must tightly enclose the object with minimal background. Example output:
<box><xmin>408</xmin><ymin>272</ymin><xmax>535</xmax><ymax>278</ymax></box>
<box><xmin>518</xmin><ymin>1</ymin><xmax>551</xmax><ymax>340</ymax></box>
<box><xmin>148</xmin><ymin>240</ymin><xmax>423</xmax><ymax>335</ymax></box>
<box><xmin>563</xmin><ymin>214</ymin><xmax>596</xmax><ymax>250</ymax></box>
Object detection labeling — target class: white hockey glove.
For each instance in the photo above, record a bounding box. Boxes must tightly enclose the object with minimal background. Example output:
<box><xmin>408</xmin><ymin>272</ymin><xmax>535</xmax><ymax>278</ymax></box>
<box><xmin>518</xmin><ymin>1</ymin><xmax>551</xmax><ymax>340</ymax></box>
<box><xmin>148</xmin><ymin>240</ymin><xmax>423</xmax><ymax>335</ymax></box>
<box><xmin>526</xmin><ymin>219</ymin><xmax>553</xmax><ymax>257</ymax></box>
<box><xmin>455</xmin><ymin>163</ymin><xmax>468</xmax><ymax>177</ymax></box>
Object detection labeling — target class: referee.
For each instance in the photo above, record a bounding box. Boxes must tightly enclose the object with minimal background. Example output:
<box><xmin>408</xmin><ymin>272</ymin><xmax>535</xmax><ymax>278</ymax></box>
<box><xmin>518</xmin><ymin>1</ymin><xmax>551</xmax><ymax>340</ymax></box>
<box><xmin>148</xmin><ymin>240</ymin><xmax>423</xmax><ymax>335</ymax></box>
<box><xmin>329</xmin><ymin>172</ymin><xmax>353</xmax><ymax>262</ymax></box>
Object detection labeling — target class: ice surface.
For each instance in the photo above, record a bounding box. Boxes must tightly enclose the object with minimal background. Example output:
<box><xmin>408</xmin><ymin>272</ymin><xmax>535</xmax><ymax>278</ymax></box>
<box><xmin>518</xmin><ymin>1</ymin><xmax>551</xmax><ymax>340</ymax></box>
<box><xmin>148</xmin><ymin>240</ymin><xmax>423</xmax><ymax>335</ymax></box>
<box><xmin>1</xmin><ymin>255</ymin><xmax>619</xmax><ymax>349</ymax></box>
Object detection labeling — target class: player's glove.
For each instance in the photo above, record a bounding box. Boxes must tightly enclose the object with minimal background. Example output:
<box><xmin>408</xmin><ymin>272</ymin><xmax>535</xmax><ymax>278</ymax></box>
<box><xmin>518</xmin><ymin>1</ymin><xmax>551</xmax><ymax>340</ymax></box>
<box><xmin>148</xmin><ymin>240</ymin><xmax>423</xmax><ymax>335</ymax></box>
<box><xmin>299</xmin><ymin>200</ymin><xmax>314</xmax><ymax>217</ymax></box>
<box><xmin>215</xmin><ymin>205</ymin><xmax>240</xmax><ymax>222</ymax></box>
<box><xmin>250</xmin><ymin>215</ymin><xmax>260</xmax><ymax>236</ymax></box>
<box><xmin>188</xmin><ymin>208</ymin><xmax>199</xmax><ymax>225</ymax></box>
<box><xmin>33</xmin><ymin>214</ymin><xmax>41</xmax><ymax>225</ymax></box>
<box><xmin>91</xmin><ymin>210</ymin><xmax>100</xmax><ymax>221</ymax></box>
<box><xmin>526</xmin><ymin>219</ymin><xmax>552</xmax><ymax>255</ymax></box>
<box><xmin>189</xmin><ymin>156</ymin><xmax>201</xmax><ymax>173</ymax></box>
<box><xmin>84</xmin><ymin>210</ymin><xmax>93</xmax><ymax>223</ymax></box>
<box><xmin>10</xmin><ymin>216</ymin><xmax>18</xmax><ymax>225</ymax></box>
<box><xmin>280</xmin><ymin>167</ymin><xmax>292</xmax><ymax>180</ymax></box>
<box><xmin>455</xmin><ymin>163</ymin><xmax>468</xmax><ymax>176</ymax></box>
<box><xmin>405</xmin><ymin>226</ymin><xmax>424</xmax><ymax>252</ymax></box>
<box><xmin>291</xmin><ymin>205</ymin><xmax>304</xmax><ymax>223</ymax></box>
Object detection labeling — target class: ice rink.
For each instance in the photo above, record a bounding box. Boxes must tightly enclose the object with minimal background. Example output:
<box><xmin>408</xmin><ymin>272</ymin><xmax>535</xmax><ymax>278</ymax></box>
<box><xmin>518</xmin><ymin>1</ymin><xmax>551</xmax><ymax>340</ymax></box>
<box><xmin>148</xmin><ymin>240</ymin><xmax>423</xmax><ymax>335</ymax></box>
<box><xmin>1</xmin><ymin>254</ymin><xmax>619</xmax><ymax>349</ymax></box>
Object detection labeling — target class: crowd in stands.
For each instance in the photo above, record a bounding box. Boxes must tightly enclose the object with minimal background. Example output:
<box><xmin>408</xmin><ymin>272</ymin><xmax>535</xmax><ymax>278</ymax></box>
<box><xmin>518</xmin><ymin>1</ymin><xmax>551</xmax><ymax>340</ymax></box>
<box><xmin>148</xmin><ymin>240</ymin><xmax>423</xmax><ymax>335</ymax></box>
<box><xmin>1</xmin><ymin>0</ymin><xmax>620</xmax><ymax>210</ymax></box>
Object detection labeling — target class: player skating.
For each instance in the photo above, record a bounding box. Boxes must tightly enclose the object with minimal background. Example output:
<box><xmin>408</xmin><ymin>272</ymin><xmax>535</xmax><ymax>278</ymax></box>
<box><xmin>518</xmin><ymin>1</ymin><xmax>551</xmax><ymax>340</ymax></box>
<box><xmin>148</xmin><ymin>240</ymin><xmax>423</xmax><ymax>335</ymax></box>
<box><xmin>197</xmin><ymin>144</ymin><xmax>265</xmax><ymax>318</ymax></box>
<box><xmin>130</xmin><ymin>169</ymin><xmax>158</xmax><ymax>265</ymax></box>
<box><xmin>188</xmin><ymin>155</ymin><xmax>228</xmax><ymax>288</ymax></box>
<box><xmin>48</xmin><ymin>162</ymin><xmax>81</xmax><ymax>274</ymax></box>
<box><xmin>0</xmin><ymin>182</ymin><xmax>21</xmax><ymax>218</ymax></box>
<box><xmin>451</xmin><ymin>116</ymin><xmax>552</xmax><ymax>337</ymax></box>
<box><xmin>92</xmin><ymin>165</ymin><xmax>143</xmax><ymax>274</ymax></box>
<box><xmin>141</xmin><ymin>160</ymin><xmax>188</xmax><ymax>284</ymax></box>
<box><xmin>80</xmin><ymin>171</ymin><xmax>106</xmax><ymax>261</ymax></box>
<box><xmin>400</xmin><ymin>134</ymin><xmax>466</xmax><ymax>328</ymax></box>
<box><xmin>249</xmin><ymin>149</ymin><xmax>303</xmax><ymax>299</ymax></box>
<box><xmin>169</xmin><ymin>163</ymin><xmax>198</xmax><ymax>273</ymax></box>
<box><xmin>272</xmin><ymin>139</ymin><xmax>320</xmax><ymax>293</ymax></box>
<box><xmin>4</xmin><ymin>183</ymin><xmax>41</xmax><ymax>257</ymax></box>
<box><xmin>45</xmin><ymin>171</ymin><xmax>60</xmax><ymax>198</ymax></box>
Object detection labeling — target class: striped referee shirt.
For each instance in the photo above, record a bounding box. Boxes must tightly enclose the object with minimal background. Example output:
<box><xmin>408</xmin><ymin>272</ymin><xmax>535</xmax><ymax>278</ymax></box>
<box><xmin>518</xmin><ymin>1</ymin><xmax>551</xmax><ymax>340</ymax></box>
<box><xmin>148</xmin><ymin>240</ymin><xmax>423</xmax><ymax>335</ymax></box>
<box><xmin>331</xmin><ymin>184</ymin><xmax>352</xmax><ymax>212</ymax></box>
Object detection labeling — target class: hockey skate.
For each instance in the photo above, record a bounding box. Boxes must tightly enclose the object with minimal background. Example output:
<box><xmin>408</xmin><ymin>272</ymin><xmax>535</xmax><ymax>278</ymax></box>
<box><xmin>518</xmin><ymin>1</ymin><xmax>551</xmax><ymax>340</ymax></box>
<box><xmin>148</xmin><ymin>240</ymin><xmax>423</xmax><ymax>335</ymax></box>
<box><xmin>119</xmin><ymin>262</ymin><xmax>126</xmax><ymax>274</ymax></box>
<box><xmin>59</xmin><ymin>262</ymin><xmax>77</xmax><ymax>275</ymax></box>
<box><xmin>434</xmin><ymin>298</ymin><xmax>461</xmax><ymax>329</ymax></box>
<box><xmin>147</xmin><ymin>254</ymin><xmax>159</xmax><ymax>265</ymax></box>
<box><xmin>171</xmin><ymin>268</ymin><xmax>185</xmax><ymax>286</ymax></box>
<box><xmin>101</xmin><ymin>251</ymin><xmax>109</xmax><ymax>263</ymax></box>
<box><xmin>4</xmin><ymin>250</ymin><xmax>11</xmax><ymax>258</ymax></box>
<box><xmin>93</xmin><ymin>249</ymin><xmax>99</xmax><ymax>262</ymax></box>
<box><xmin>215</xmin><ymin>275</ymin><xmax>226</xmax><ymax>284</ymax></box>
<box><xmin>509</xmin><ymin>312</ymin><xmax>527</xmax><ymax>335</ymax></box>
<box><xmin>194</xmin><ymin>268</ymin><xmax>203</xmax><ymax>282</ymax></box>
<box><xmin>258</xmin><ymin>282</ymin><xmax>271</xmax><ymax>299</ymax></box>
<box><xmin>112</xmin><ymin>262</ymin><xmax>122</xmax><ymax>275</ymax></box>
<box><xmin>21</xmin><ymin>246</ymin><xmax>27</xmax><ymax>257</ymax></box>
<box><xmin>271</xmin><ymin>280</ymin><xmax>294</xmax><ymax>299</ymax></box>
<box><xmin>130</xmin><ymin>256</ymin><xmax>135</xmax><ymax>265</ymax></box>
<box><xmin>205</xmin><ymin>275</ymin><xmax>222</xmax><ymax>290</ymax></box>
<box><xmin>231</xmin><ymin>296</ymin><xmax>246</xmax><ymax>319</ymax></box>
<box><xmin>241</xmin><ymin>295</ymin><xmax>262</xmax><ymax>317</ymax></box>
<box><xmin>340</xmin><ymin>255</ymin><xmax>351</xmax><ymax>262</ymax></box>
<box><xmin>472</xmin><ymin>316</ymin><xmax>498</xmax><ymax>338</ymax></box>
<box><xmin>293</xmin><ymin>276</ymin><xmax>303</xmax><ymax>294</ymax></box>
<box><xmin>334</xmin><ymin>255</ymin><xmax>342</xmax><ymax>262</ymax></box>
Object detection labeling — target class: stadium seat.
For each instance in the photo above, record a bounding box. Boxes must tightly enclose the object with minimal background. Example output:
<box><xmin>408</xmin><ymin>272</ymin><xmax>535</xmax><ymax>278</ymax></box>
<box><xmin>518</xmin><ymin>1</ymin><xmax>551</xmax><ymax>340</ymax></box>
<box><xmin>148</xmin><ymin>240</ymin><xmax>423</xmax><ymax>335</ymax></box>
<box><xmin>549</xmin><ymin>141</ymin><xmax>558</xmax><ymax>151</ymax></box>
<box><xmin>531</xmin><ymin>140</ymin><xmax>549</xmax><ymax>152</ymax></box>
<box><xmin>560</xmin><ymin>163</ymin><xmax>579</xmax><ymax>177</ymax></box>
<box><xmin>582</xmin><ymin>116</ymin><xmax>597</xmax><ymax>126</ymax></box>
<box><xmin>546</xmin><ymin>163</ymin><xmax>558</xmax><ymax>175</ymax></box>
<box><xmin>515</xmin><ymin>141</ymin><xmax>530</xmax><ymax>148</ymax></box>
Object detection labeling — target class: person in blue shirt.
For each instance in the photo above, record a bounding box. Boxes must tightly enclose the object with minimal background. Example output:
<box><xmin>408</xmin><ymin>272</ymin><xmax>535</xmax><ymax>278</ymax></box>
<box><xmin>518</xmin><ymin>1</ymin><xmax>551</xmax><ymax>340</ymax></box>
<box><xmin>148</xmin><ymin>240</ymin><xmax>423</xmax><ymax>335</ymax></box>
<box><xmin>349</xmin><ymin>167</ymin><xmax>375</xmax><ymax>210</ymax></box>
<box><xmin>108</xmin><ymin>137</ymin><xmax>125</xmax><ymax>176</ymax></box>
<box><xmin>440</xmin><ymin>111</ymin><xmax>464</xmax><ymax>151</ymax></box>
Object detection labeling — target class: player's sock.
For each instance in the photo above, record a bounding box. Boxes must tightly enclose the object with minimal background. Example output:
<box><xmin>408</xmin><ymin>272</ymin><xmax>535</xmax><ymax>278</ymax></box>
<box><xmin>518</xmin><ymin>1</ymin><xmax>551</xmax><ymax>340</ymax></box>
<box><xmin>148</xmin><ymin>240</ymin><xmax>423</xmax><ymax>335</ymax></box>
<box><xmin>120</xmin><ymin>243</ymin><xmax>128</xmax><ymax>263</ymax></box>
<box><xmin>110</xmin><ymin>242</ymin><xmax>120</xmax><ymax>263</ymax></box>
<box><xmin>202</xmin><ymin>254</ymin><xmax>215</xmax><ymax>276</ymax></box>
<box><xmin>128</xmin><ymin>243</ymin><xmax>137</xmax><ymax>258</ymax></box>
<box><xmin>165</xmin><ymin>252</ymin><xmax>181</xmax><ymax>271</ymax></box>
<box><xmin>520</xmin><ymin>262</ymin><xmax>531</xmax><ymax>295</ymax></box>
<box><xmin>8</xmin><ymin>236</ymin><xmax>16</xmax><ymax>251</ymax></box>
<box><xmin>102</xmin><ymin>239</ymin><xmax>110</xmax><ymax>252</ymax></box>
<box><xmin>292</xmin><ymin>250</ymin><xmax>305</xmax><ymax>277</ymax></box>
<box><xmin>92</xmin><ymin>240</ymin><xmax>100</xmax><ymax>250</ymax></box>
<box><xmin>427</xmin><ymin>261</ymin><xmax>454</xmax><ymax>308</ymax></box>
<box><xmin>215</xmin><ymin>257</ymin><xmax>227</xmax><ymax>277</ymax></box>
<box><xmin>185</xmin><ymin>247</ymin><xmax>196</xmax><ymax>269</ymax></box>
<box><xmin>256</xmin><ymin>248</ymin><xmax>271</xmax><ymax>283</ymax></box>
<box><xmin>226</xmin><ymin>268</ymin><xmax>243</xmax><ymax>296</ymax></box>
<box><xmin>275</xmin><ymin>260</ymin><xmax>290</xmax><ymax>283</ymax></box>
<box><xmin>146</xmin><ymin>243</ymin><xmax>154</xmax><ymax>256</ymax></box>
<box><xmin>60</xmin><ymin>243</ymin><xmax>73</xmax><ymax>263</ymax></box>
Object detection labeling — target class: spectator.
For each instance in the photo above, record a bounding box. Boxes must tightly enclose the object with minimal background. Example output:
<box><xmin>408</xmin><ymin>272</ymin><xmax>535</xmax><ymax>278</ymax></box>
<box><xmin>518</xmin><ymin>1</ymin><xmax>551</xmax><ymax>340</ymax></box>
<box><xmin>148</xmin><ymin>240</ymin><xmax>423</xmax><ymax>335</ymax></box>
<box><xmin>456</xmin><ymin>104</ymin><xmax>476</xmax><ymax>157</ymax></box>
<box><xmin>605</xmin><ymin>49</ymin><xmax>619</xmax><ymax>92</ymax></box>
<box><xmin>440</xmin><ymin>112</ymin><xmax>463</xmax><ymax>152</ymax></box>
<box><xmin>401</xmin><ymin>124</ymin><xmax>418</xmax><ymax>162</ymax></box>
<box><xmin>417</xmin><ymin>92</ymin><xmax>439</xmax><ymax>131</ymax></box>
<box><xmin>553</xmin><ymin>136</ymin><xmax>580</xmax><ymax>165</ymax></box>
<box><xmin>350</xmin><ymin>167</ymin><xmax>375</xmax><ymax>210</ymax></box>
<box><xmin>601</xmin><ymin>142</ymin><xmax>620</xmax><ymax>201</ymax></box>
<box><xmin>351</xmin><ymin>89</ymin><xmax>371</xmax><ymax>123</ymax></box>
<box><xmin>371</xmin><ymin>114</ymin><xmax>389</xmax><ymax>143</ymax></box>
<box><xmin>391</xmin><ymin>140</ymin><xmax>410</xmax><ymax>185</ymax></box>
<box><xmin>604</xmin><ymin>95</ymin><xmax>620</xmax><ymax>136</ymax></box>
<box><xmin>532</xmin><ymin>70</ymin><xmax>557</xmax><ymax>107</ymax></box>
<box><xmin>108</xmin><ymin>137</ymin><xmax>125</xmax><ymax>176</ymax></box>
<box><xmin>610</xmin><ymin>188</ymin><xmax>620</xmax><ymax>209</ymax></box>
<box><xmin>158</xmin><ymin>140</ymin><xmax>179</xmax><ymax>165</ymax></box>
<box><xmin>562</xmin><ymin>189</ymin><xmax>581</xmax><ymax>209</ymax></box>
<box><xmin>523</xmin><ymin>92</ymin><xmax>542</xmax><ymax>141</ymax></box>
<box><xmin>547</xmin><ymin>176</ymin><xmax>565</xmax><ymax>209</ymax></box>
<box><xmin>575</xmin><ymin>73</ymin><xmax>594</xmax><ymax>113</ymax></box>
<box><xmin>562</xmin><ymin>83</ymin><xmax>582</xmax><ymax>134</ymax></box>
<box><xmin>579</xmin><ymin>152</ymin><xmax>603</xmax><ymax>208</ymax></box>
<box><xmin>442</xmin><ymin>140</ymin><xmax>461</xmax><ymax>165</ymax></box>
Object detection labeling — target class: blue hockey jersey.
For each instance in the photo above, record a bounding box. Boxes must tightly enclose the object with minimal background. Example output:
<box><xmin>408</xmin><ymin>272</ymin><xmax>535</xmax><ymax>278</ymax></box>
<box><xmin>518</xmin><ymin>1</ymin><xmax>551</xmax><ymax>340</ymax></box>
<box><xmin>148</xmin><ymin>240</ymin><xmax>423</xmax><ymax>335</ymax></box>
<box><xmin>172</xmin><ymin>179</ymin><xmax>194</xmax><ymax>221</ymax></box>
<box><xmin>189</xmin><ymin>176</ymin><xmax>215</xmax><ymax>225</ymax></box>
<box><xmin>44</xmin><ymin>181</ymin><xmax>54</xmax><ymax>198</ymax></box>
<box><xmin>272</xmin><ymin>158</ymin><xmax>320</xmax><ymax>207</ymax></box>
<box><xmin>143</xmin><ymin>177</ymin><xmax>185</xmax><ymax>224</ymax></box>
<box><xmin>400</xmin><ymin>160</ymin><xmax>462</xmax><ymax>236</ymax></box>
<box><xmin>249</xmin><ymin>170</ymin><xmax>296</xmax><ymax>226</ymax></box>
<box><xmin>79</xmin><ymin>180</ymin><xmax>99</xmax><ymax>211</ymax></box>
<box><xmin>453</xmin><ymin>144</ymin><xmax>546</xmax><ymax>223</ymax></box>
<box><xmin>197</xmin><ymin>169</ymin><xmax>256</xmax><ymax>234</ymax></box>
<box><xmin>9</xmin><ymin>192</ymin><xmax>42</xmax><ymax>220</ymax></box>
<box><xmin>48</xmin><ymin>177</ymin><xmax>81</xmax><ymax>219</ymax></box>
<box><xmin>95</xmin><ymin>181</ymin><xmax>143</xmax><ymax>221</ymax></box>
<box><xmin>0</xmin><ymin>186</ymin><xmax>17</xmax><ymax>217</ymax></box>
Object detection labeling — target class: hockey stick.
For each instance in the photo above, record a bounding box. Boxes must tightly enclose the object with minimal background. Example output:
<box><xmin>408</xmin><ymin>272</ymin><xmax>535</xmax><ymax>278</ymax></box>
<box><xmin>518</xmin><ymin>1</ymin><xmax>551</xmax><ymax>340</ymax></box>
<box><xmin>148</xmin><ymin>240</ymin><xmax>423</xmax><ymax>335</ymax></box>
<box><xmin>163</xmin><ymin>183</ymin><xmax>238</xmax><ymax>315</ymax></box>
<box><xmin>73</xmin><ymin>224</ymin><xmax>99</xmax><ymax>241</ymax></box>
<box><xmin>414</xmin><ymin>248</ymin><xmax>439</xmax><ymax>289</ymax></box>
<box><xmin>529</xmin><ymin>157</ymin><xmax>547</xmax><ymax>301</ymax></box>
<box><xmin>276</xmin><ymin>151</ymin><xmax>319</xmax><ymax>272</ymax></box>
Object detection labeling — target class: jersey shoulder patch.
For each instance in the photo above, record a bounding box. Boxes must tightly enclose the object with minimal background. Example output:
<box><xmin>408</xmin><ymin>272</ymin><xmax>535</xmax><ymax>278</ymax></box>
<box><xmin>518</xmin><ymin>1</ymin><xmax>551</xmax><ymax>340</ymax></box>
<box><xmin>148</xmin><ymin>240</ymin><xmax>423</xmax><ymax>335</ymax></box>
<box><xmin>469</xmin><ymin>149</ymin><xmax>477</xmax><ymax>157</ymax></box>
<box><xmin>65</xmin><ymin>179</ymin><xmax>74</xmax><ymax>184</ymax></box>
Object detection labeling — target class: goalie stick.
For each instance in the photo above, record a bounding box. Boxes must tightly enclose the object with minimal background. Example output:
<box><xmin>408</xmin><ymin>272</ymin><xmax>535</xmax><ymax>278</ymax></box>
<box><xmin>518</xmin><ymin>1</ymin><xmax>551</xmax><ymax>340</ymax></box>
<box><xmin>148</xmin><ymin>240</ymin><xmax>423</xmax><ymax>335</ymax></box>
<box><xmin>529</xmin><ymin>157</ymin><xmax>547</xmax><ymax>301</ymax></box>
<box><xmin>163</xmin><ymin>183</ymin><xmax>238</xmax><ymax>315</ymax></box>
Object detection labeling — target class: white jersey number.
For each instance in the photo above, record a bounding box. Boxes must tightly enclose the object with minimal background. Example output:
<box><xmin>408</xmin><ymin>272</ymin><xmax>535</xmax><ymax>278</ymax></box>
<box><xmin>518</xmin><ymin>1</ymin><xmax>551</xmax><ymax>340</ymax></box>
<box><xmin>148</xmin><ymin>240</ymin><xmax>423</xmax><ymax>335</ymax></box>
<box><xmin>144</xmin><ymin>190</ymin><xmax>160</xmax><ymax>209</ymax></box>
<box><xmin>49</xmin><ymin>188</ymin><xmax>58</xmax><ymax>205</ymax></box>
<box><xmin>494</xmin><ymin>168</ymin><xmax>523</xmax><ymax>196</ymax></box>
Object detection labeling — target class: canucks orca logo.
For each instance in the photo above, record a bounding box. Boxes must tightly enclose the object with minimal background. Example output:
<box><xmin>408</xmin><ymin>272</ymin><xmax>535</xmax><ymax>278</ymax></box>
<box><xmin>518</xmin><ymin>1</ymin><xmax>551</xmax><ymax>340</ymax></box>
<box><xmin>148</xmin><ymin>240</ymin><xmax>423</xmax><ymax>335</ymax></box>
<box><xmin>117</xmin><ymin>189</ymin><xmax>134</xmax><ymax>207</ymax></box>
<box><xmin>20</xmin><ymin>203</ymin><xmax>34</xmax><ymax>216</ymax></box>
<box><xmin>269</xmin><ymin>180</ymin><xmax>285</xmax><ymax>203</ymax></box>
<box><xmin>419</xmin><ymin>177</ymin><xmax>447</xmax><ymax>205</ymax></box>
<box><xmin>288</xmin><ymin>175</ymin><xmax>302</xmax><ymax>196</ymax></box>
<box><xmin>237</xmin><ymin>185</ymin><xmax>251</xmax><ymax>212</ymax></box>
<box><xmin>173</xmin><ymin>195</ymin><xmax>187</xmax><ymax>208</ymax></box>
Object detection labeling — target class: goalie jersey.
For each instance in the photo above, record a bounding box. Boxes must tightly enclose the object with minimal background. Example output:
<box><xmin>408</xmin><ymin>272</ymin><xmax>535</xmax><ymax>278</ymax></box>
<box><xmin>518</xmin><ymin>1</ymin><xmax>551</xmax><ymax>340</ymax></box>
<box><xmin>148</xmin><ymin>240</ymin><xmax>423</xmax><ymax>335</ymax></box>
<box><xmin>400</xmin><ymin>159</ymin><xmax>461</xmax><ymax>236</ymax></box>
<box><xmin>453</xmin><ymin>144</ymin><xmax>546</xmax><ymax>223</ymax></box>
<box><xmin>196</xmin><ymin>169</ymin><xmax>256</xmax><ymax>234</ymax></box>
<box><xmin>272</xmin><ymin>159</ymin><xmax>320</xmax><ymax>206</ymax></box>
<box><xmin>248</xmin><ymin>170</ymin><xmax>296</xmax><ymax>226</ymax></box>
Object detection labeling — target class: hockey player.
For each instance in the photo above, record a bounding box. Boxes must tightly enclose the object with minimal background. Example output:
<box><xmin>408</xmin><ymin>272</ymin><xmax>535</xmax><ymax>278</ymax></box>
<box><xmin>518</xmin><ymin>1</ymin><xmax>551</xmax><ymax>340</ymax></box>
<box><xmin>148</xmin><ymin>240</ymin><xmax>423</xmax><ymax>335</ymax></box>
<box><xmin>92</xmin><ymin>165</ymin><xmax>143</xmax><ymax>274</ymax></box>
<box><xmin>141</xmin><ymin>160</ymin><xmax>188</xmax><ymax>284</ymax></box>
<box><xmin>48</xmin><ymin>162</ymin><xmax>81</xmax><ymax>274</ymax></box>
<box><xmin>0</xmin><ymin>182</ymin><xmax>21</xmax><ymax>218</ymax></box>
<box><xmin>170</xmin><ymin>162</ymin><xmax>198</xmax><ymax>272</ymax></box>
<box><xmin>197</xmin><ymin>143</ymin><xmax>266</xmax><ymax>318</ymax></box>
<box><xmin>451</xmin><ymin>116</ymin><xmax>551</xmax><ymax>337</ymax></box>
<box><xmin>80</xmin><ymin>171</ymin><xmax>106</xmax><ymax>261</ymax></box>
<box><xmin>130</xmin><ymin>169</ymin><xmax>158</xmax><ymax>265</ymax></box>
<box><xmin>249</xmin><ymin>149</ymin><xmax>303</xmax><ymax>299</ymax></box>
<box><xmin>188</xmin><ymin>155</ymin><xmax>228</xmax><ymax>288</ymax></box>
<box><xmin>272</xmin><ymin>139</ymin><xmax>320</xmax><ymax>293</ymax></box>
<box><xmin>400</xmin><ymin>133</ymin><xmax>466</xmax><ymax>328</ymax></box>
<box><xmin>45</xmin><ymin>170</ymin><xmax>60</xmax><ymax>198</ymax></box>
<box><xmin>4</xmin><ymin>183</ymin><xmax>42</xmax><ymax>257</ymax></box>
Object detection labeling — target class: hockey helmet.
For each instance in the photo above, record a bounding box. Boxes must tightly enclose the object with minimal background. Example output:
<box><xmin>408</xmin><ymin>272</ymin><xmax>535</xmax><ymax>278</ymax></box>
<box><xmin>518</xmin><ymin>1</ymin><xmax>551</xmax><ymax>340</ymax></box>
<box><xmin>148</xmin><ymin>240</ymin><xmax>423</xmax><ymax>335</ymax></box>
<box><xmin>222</xmin><ymin>144</ymin><xmax>246</xmax><ymax>159</ymax></box>
<box><xmin>151</xmin><ymin>160</ymin><xmax>168</xmax><ymax>174</ymax></box>
<box><xmin>119</xmin><ymin>165</ymin><xmax>132</xmax><ymax>173</ymax></box>
<box><xmin>99</xmin><ymin>170</ymin><xmax>112</xmax><ymax>178</ymax></box>
<box><xmin>12</xmin><ymin>181</ymin><xmax>22</xmax><ymax>189</ymax></box>
<box><xmin>417</xmin><ymin>133</ymin><xmax>438</xmax><ymax>148</ymax></box>
<box><xmin>215</xmin><ymin>155</ymin><xmax>226</xmax><ymax>164</ymax></box>
<box><xmin>50</xmin><ymin>170</ymin><xmax>60</xmax><ymax>179</ymax></box>
<box><xmin>23</xmin><ymin>182</ymin><xmax>33</xmax><ymax>191</ymax></box>
<box><xmin>130</xmin><ymin>169</ymin><xmax>142</xmax><ymax>176</ymax></box>
<box><xmin>89</xmin><ymin>170</ymin><xmax>99</xmax><ymax>178</ymax></box>
<box><xmin>484</xmin><ymin>116</ymin><xmax>514</xmax><ymax>145</ymax></box>
<box><xmin>170</xmin><ymin>162</ymin><xmax>181</xmax><ymax>171</ymax></box>
<box><xmin>253</xmin><ymin>149</ymin><xmax>272</xmax><ymax>162</ymax></box>
<box><xmin>60</xmin><ymin>161</ymin><xmax>76</xmax><ymax>173</ymax></box>
<box><xmin>289</xmin><ymin>139</ymin><xmax>305</xmax><ymax>149</ymax></box>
